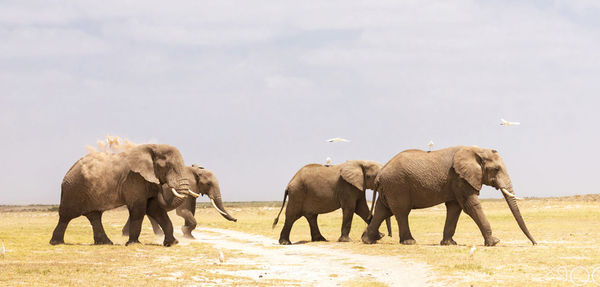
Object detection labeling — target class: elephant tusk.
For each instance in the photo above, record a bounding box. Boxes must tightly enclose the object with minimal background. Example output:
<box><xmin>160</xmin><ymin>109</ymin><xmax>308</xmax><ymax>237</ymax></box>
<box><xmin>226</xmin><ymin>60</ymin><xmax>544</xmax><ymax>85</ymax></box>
<box><xmin>187</xmin><ymin>189</ymin><xmax>200</xmax><ymax>198</ymax></box>
<box><xmin>501</xmin><ymin>188</ymin><xmax>523</xmax><ymax>200</ymax></box>
<box><xmin>171</xmin><ymin>188</ymin><xmax>186</xmax><ymax>199</ymax></box>
<box><xmin>210</xmin><ymin>198</ymin><xmax>228</xmax><ymax>216</ymax></box>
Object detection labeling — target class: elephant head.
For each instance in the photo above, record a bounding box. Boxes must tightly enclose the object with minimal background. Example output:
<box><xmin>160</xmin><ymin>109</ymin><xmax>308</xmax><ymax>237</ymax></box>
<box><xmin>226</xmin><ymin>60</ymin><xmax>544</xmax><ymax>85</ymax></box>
<box><xmin>128</xmin><ymin>144</ymin><xmax>197</xmax><ymax>208</ymax></box>
<box><xmin>453</xmin><ymin>146</ymin><xmax>537</xmax><ymax>245</ymax></box>
<box><xmin>188</xmin><ymin>164</ymin><xmax>237</xmax><ymax>222</ymax></box>
<box><xmin>340</xmin><ymin>160</ymin><xmax>383</xmax><ymax>191</ymax></box>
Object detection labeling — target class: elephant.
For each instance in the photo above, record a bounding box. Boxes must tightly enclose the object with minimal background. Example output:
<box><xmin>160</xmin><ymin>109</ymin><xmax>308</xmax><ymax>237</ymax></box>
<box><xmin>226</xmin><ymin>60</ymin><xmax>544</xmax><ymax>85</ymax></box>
<box><xmin>273</xmin><ymin>160</ymin><xmax>391</xmax><ymax>245</ymax></box>
<box><xmin>50</xmin><ymin>144</ymin><xmax>198</xmax><ymax>246</ymax></box>
<box><xmin>361</xmin><ymin>146</ymin><xmax>537</xmax><ymax>247</ymax></box>
<box><xmin>122</xmin><ymin>164</ymin><xmax>237</xmax><ymax>239</ymax></box>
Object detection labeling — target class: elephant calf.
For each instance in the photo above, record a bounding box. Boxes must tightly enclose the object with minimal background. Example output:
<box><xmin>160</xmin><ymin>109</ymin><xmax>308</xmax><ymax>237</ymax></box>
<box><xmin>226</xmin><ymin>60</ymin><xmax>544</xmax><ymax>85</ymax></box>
<box><xmin>122</xmin><ymin>165</ymin><xmax>237</xmax><ymax>239</ymax></box>
<box><xmin>273</xmin><ymin>160</ymin><xmax>391</xmax><ymax>245</ymax></box>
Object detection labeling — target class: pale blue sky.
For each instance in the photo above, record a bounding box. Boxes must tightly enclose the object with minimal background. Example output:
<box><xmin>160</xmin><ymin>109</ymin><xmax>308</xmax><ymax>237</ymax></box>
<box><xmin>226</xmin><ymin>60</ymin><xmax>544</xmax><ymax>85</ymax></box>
<box><xmin>1</xmin><ymin>1</ymin><xmax>599</xmax><ymax>204</ymax></box>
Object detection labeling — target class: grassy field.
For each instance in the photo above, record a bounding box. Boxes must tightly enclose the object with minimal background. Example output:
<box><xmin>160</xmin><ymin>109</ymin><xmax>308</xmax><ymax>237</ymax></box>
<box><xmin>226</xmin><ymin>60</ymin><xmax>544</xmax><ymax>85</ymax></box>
<box><xmin>1</xmin><ymin>196</ymin><xmax>599</xmax><ymax>286</ymax></box>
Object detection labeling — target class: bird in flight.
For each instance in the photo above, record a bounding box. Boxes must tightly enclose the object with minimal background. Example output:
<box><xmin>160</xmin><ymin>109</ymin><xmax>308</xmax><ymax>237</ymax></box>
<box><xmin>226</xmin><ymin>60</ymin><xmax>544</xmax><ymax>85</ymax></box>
<box><xmin>326</xmin><ymin>138</ymin><xmax>350</xmax><ymax>143</ymax></box>
<box><xmin>500</xmin><ymin>118</ymin><xmax>520</xmax><ymax>126</ymax></box>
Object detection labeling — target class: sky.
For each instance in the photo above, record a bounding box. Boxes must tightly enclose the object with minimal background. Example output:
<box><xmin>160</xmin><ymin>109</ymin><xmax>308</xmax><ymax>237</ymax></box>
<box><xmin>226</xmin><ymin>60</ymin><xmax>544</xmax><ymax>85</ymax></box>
<box><xmin>1</xmin><ymin>0</ymin><xmax>600</xmax><ymax>204</ymax></box>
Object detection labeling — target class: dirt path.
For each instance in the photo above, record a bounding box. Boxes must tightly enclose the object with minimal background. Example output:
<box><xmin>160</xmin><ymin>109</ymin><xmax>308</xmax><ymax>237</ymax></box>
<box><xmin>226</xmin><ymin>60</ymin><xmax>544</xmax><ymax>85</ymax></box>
<box><xmin>185</xmin><ymin>227</ymin><xmax>437</xmax><ymax>286</ymax></box>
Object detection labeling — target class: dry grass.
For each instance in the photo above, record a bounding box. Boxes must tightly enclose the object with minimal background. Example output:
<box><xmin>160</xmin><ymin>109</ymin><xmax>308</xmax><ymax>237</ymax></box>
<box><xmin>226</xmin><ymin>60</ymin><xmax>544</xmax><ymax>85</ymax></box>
<box><xmin>195</xmin><ymin>197</ymin><xmax>600</xmax><ymax>286</ymax></box>
<box><xmin>0</xmin><ymin>208</ymin><xmax>287</xmax><ymax>286</ymax></box>
<box><xmin>1</xmin><ymin>197</ymin><xmax>599</xmax><ymax>286</ymax></box>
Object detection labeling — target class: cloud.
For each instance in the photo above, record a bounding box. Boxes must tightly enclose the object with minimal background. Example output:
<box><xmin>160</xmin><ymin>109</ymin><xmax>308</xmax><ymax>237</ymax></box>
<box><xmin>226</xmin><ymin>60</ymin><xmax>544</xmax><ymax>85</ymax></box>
<box><xmin>1</xmin><ymin>1</ymin><xmax>600</xmax><ymax>203</ymax></box>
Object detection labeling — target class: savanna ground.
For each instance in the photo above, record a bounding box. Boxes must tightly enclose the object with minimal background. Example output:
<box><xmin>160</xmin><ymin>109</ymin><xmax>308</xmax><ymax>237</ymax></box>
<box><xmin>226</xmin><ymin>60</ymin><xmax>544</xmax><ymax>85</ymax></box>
<box><xmin>1</xmin><ymin>195</ymin><xmax>599</xmax><ymax>286</ymax></box>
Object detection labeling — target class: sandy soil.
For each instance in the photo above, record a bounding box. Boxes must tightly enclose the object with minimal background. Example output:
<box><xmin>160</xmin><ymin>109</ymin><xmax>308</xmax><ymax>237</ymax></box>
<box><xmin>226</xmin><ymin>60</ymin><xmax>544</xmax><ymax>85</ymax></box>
<box><xmin>181</xmin><ymin>227</ymin><xmax>437</xmax><ymax>287</ymax></box>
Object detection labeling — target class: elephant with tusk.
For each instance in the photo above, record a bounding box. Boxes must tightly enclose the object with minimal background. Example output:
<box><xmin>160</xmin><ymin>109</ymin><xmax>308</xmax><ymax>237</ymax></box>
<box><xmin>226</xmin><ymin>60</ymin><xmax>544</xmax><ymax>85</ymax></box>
<box><xmin>362</xmin><ymin>146</ymin><xmax>537</xmax><ymax>247</ymax></box>
<box><xmin>274</xmin><ymin>160</ymin><xmax>391</xmax><ymax>245</ymax></box>
<box><xmin>50</xmin><ymin>144</ymin><xmax>193</xmax><ymax>246</ymax></box>
<box><xmin>122</xmin><ymin>164</ymin><xmax>237</xmax><ymax>239</ymax></box>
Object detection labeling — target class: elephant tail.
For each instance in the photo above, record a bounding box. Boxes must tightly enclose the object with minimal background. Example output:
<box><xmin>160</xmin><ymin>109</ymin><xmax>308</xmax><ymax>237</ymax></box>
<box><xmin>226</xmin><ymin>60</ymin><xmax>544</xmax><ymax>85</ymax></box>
<box><xmin>272</xmin><ymin>188</ymin><xmax>288</xmax><ymax>229</ymax></box>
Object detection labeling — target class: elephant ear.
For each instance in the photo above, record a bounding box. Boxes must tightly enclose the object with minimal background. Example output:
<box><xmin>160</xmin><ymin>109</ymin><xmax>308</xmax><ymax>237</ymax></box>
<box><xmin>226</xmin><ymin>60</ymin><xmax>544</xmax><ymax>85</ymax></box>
<box><xmin>127</xmin><ymin>145</ymin><xmax>160</xmax><ymax>185</ymax></box>
<box><xmin>340</xmin><ymin>161</ymin><xmax>364</xmax><ymax>191</ymax></box>
<box><xmin>453</xmin><ymin>148</ymin><xmax>483</xmax><ymax>191</ymax></box>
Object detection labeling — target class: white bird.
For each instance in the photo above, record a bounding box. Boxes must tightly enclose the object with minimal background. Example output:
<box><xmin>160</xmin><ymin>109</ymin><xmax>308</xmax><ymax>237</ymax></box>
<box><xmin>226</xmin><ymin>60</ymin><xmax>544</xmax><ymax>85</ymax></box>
<box><xmin>218</xmin><ymin>248</ymin><xmax>225</xmax><ymax>263</ymax></box>
<box><xmin>325</xmin><ymin>157</ymin><xmax>332</xmax><ymax>165</ymax></box>
<box><xmin>428</xmin><ymin>140</ymin><xmax>434</xmax><ymax>151</ymax></box>
<box><xmin>469</xmin><ymin>245</ymin><xmax>476</xmax><ymax>257</ymax></box>
<box><xmin>326</xmin><ymin>138</ymin><xmax>350</xmax><ymax>143</ymax></box>
<box><xmin>1</xmin><ymin>241</ymin><xmax>5</xmax><ymax>258</ymax></box>
<box><xmin>500</xmin><ymin>118</ymin><xmax>520</xmax><ymax>126</ymax></box>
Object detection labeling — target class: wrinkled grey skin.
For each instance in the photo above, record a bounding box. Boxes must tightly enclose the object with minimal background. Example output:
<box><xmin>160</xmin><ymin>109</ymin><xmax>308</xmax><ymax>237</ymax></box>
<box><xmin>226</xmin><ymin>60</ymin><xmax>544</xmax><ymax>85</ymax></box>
<box><xmin>122</xmin><ymin>165</ymin><xmax>237</xmax><ymax>239</ymax></box>
<box><xmin>50</xmin><ymin>144</ymin><xmax>194</xmax><ymax>246</ymax></box>
<box><xmin>362</xmin><ymin>146</ymin><xmax>537</xmax><ymax>247</ymax></box>
<box><xmin>273</xmin><ymin>160</ymin><xmax>391</xmax><ymax>245</ymax></box>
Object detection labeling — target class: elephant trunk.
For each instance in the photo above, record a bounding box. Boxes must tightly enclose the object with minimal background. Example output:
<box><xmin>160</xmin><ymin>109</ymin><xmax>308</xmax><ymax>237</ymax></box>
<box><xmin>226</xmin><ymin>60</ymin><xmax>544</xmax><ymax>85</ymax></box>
<box><xmin>157</xmin><ymin>185</ymin><xmax>186</xmax><ymax>211</ymax></box>
<box><xmin>502</xmin><ymin>188</ymin><xmax>537</xmax><ymax>245</ymax></box>
<box><xmin>209</xmin><ymin>188</ymin><xmax>237</xmax><ymax>222</ymax></box>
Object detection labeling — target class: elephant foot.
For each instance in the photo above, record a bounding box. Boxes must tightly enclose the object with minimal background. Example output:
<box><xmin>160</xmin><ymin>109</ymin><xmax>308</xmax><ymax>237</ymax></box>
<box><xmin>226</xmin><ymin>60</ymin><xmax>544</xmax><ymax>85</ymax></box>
<box><xmin>49</xmin><ymin>239</ymin><xmax>64</xmax><ymax>245</ymax></box>
<box><xmin>440</xmin><ymin>239</ymin><xmax>457</xmax><ymax>246</ymax></box>
<box><xmin>181</xmin><ymin>226</ymin><xmax>194</xmax><ymax>239</ymax></box>
<box><xmin>484</xmin><ymin>237</ymin><xmax>500</xmax><ymax>247</ymax></box>
<box><xmin>311</xmin><ymin>235</ymin><xmax>327</xmax><ymax>242</ymax></box>
<box><xmin>125</xmin><ymin>240</ymin><xmax>141</xmax><ymax>246</ymax></box>
<box><xmin>361</xmin><ymin>231</ymin><xmax>379</xmax><ymax>244</ymax></box>
<box><xmin>400</xmin><ymin>239</ymin><xmax>417</xmax><ymax>245</ymax></box>
<box><xmin>94</xmin><ymin>238</ymin><xmax>114</xmax><ymax>245</ymax></box>
<box><xmin>279</xmin><ymin>238</ymin><xmax>292</xmax><ymax>245</ymax></box>
<box><xmin>337</xmin><ymin>236</ymin><xmax>351</xmax><ymax>242</ymax></box>
<box><xmin>164</xmin><ymin>238</ymin><xmax>179</xmax><ymax>247</ymax></box>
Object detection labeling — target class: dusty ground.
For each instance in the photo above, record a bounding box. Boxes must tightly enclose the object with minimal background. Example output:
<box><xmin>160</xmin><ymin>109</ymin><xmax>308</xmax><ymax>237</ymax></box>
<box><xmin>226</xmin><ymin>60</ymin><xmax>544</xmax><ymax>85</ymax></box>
<box><xmin>187</xmin><ymin>227</ymin><xmax>434</xmax><ymax>286</ymax></box>
<box><xmin>1</xmin><ymin>195</ymin><xmax>599</xmax><ymax>286</ymax></box>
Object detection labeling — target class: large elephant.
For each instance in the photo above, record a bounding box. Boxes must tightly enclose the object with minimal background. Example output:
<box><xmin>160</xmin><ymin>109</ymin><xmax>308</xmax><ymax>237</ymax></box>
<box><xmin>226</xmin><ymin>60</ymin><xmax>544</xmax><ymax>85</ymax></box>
<box><xmin>50</xmin><ymin>144</ymin><xmax>198</xmax><ymax>246</ymax></box>
<box><xmin>122</xmin><ymin>164</ymin><xmax>237</xmax><ymax>239</ymax></box>
<box><xmin>362</xmin><ymin>146</ymin><xmax>537</xmax><ymax>247</ymax></box>
<box><xmin>273</xmin><ymin>160</ymin><xmax>391</xmax><ymax>245</ymax></box>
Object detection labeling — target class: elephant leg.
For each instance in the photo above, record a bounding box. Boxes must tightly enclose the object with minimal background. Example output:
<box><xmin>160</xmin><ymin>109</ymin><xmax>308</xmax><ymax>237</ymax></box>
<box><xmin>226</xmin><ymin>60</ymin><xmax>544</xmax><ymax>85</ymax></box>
<box><xmin>395</xmin><ymin>211</ymin><xmax>416</xmax><ymax>245</ymax></box>
<box><xmin>176</xmin><ymin>208</ymin><xmax>196</xmax><ymax>239</ymax></box>
<box><xmin>385</xmin><ymin>217</ymin><xmax>392</xmax><ymax>237</ymax></box>
<box><xmin>122</xmin><ymin>217</ymin><xmax>130</xmax><ymax>236</ymax></box>
<box><xmin>462</xmin><ymin>194</ymin><xmax>499</xmax><ymax>246</ymax></box>
<box><xmin>146</xmin><ymin>199</ymin><xmax>177</xmax><ymax>246</ymax></box>
<box><xmin>84</xmin><ymin>211</ymin><xmax>113</xmax><ymax>245</ymax></box>
<box><xmin>361</xmin><ymin>195</ymin><xmax>392</xmax><ymax>244</ymax></box>
<box><xmin>441</xmin><ymin>201</ymin><xmax>461</xmax><ymax>245</ymax></box>
<box><xmin>126</xmin><ymin>200</ymin><xmax>147</xmax><ymax>246</ymax></box>
<box><xmin>305</xmin><ymin>213</ymin><xmax>326</xmax><ymax>242</ymax></box>
<box><xmin>338</xmin><ymin>204</ymin><xmax>356</xmax><ymax>242</ymax></box>
<box><xmin>355</xmin><ymin>198</ymin><xmax>371</xmax><ymax>224</ymax></box>
<box><xmin>279</xmin><ymin>209</ymin><xmax>301</xmax><ymax>245</ymax></box>
<box><xmin>148</xmin><ymin>216</ymin><xmax>164</xmax><ymax>236</ymax></box>
<box><xmin>360</xmin><ymin>200</ymin><xmax>392</xmax><ymax>238</ymax></box>
<box><xmin>50</xmin><ymin>214</ymin><xmax>76</xmax><ymax>245</ymax></box>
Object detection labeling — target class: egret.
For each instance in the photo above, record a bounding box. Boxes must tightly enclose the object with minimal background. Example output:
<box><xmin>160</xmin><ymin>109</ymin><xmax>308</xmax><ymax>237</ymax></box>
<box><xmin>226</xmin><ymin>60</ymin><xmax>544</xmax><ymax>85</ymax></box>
<box><xmin>218</xmin><ymin>248</ymin><xmax>225</xmax><ymax>263</ymax></box>
<box><xmin>1</xmin><ymin>241</ymin><xmax>5</xmax><ymax>258</ymax></box>
<box><xmin>326</xmin><ymin>138</ymin><xmax>350</xmax><ymax>143</ymax></box>
<box><xmin>325</xmin><ymin>157</ymin><xmax>332</xmax><ymax>165</ymax></box>
<box><xmin>428</xmin><ymin>140</ymin><xmax>434</xmax><ymax>151</ymax></box>
<box><xmin>469</xmin><ymin>245</ymin><xmax>476</xmax><ymax>257</ymax></box>
<box><xmin>500</xmin><ymin>118</ymin><xmax>520</xmax><ymax>126</ymax></box>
